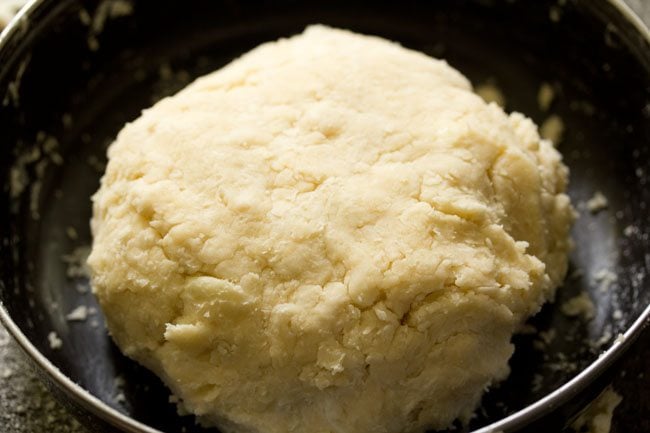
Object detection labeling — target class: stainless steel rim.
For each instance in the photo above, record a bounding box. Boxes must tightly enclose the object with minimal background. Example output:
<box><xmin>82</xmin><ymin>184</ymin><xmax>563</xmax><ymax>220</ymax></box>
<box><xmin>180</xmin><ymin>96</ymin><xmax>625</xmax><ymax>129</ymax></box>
<box><xmin>0</xmin><ymin>1</ymin><xmax>648</xmax><ymax>433</ymax></box>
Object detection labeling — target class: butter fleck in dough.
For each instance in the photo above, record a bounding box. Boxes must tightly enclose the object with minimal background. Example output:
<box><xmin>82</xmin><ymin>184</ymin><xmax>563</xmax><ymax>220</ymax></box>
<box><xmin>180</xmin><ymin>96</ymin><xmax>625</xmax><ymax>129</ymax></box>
<box><xmin>88</xmin><ymin>26</ymin><xmax>574</xmax><ymax>433</ymax></box>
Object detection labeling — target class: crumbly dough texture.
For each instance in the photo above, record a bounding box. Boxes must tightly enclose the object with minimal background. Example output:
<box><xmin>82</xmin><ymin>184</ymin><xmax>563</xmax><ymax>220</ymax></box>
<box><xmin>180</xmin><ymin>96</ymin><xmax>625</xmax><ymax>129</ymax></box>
<box><xmin>88</xmin><ymin>26</ymin><xmax>574</xmax><ymax>433</ymax></box>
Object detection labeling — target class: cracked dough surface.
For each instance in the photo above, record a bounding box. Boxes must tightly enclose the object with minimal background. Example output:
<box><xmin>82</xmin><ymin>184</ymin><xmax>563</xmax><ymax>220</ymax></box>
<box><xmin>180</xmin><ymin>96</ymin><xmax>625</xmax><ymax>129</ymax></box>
<box><xmin>88</xmin><ymin>25</ymin><xmax>574</xmax><ymax>433</ymax></box>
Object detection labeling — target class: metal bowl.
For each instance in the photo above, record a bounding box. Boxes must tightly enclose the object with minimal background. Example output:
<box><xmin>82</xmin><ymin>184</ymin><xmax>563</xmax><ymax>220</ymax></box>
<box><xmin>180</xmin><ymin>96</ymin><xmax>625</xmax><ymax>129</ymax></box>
<box><xmin>1</xmin><ymin>0</ymin><xmax>649</xmax><ymax>432</ymax></box>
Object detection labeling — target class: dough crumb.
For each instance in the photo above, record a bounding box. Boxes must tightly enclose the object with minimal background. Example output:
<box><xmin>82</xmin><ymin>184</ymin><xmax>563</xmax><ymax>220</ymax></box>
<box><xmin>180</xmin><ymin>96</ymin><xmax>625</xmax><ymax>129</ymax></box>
<box><xmin>540</xmin><ymin>114</ymin><xmax>565</xmax><ymax>145</ymax></box>
<box><xmin>593</xmin><ymin>268</ymin><xmax>617</xmax><ymax>292</ymax></box>
<box><xmin>9</xmin><ymin>146</ymin><xmax>40</xmax><ymax>199</ymax></box>
<box><xmin>114</xmin><ymin>375</ymin><xmax>126</xmax><ymax>387</ymax></box>
<box><xmin>61</xmin><ymin>246</ymin><xmax>91</xmax><ymax>279</ymax></box>
<box><xmin>570</xmin><ymin>267</ymin><xmax>584</xmax><ymax>280</ymax></box>
<box><xmin>2</xmin><ymin>52</ymin><xmax>30</xmax><ymax>108</ymax></box>
<box><xmin>9</xmin><ymin>132</ymin><xmax>64</xmax><ymax>221</ymax></box>
<box><xmin>570</xmin><ymin>387</ymin><xmax>622</xmax><ymax>433</ymax></box>
<box><xmin>538</xmin><ymin>82</ymin><xmax>555</xmax><ymax>111</ymax></box>
<box><xmin>561</xmin><ymin>292</ymin><xmax>595</xmax><ymax>320</ymax></box>
<box><xmin>549</xmin><ymin>5</ymin><xmax>562</xmax><ymax>23</ymax></box>
<box><xmin>539</xmin><ymin>329</ymin><xmax>557</xmax><ymax>345</ymax></box>
<box><xmin>622</xmin><ymin>225</ymin><xmax>638</xmax><ymax>237</ymax></box>
<box><xmin>591</xmin><ymin>328</ymin><xmax>613</xmax><ymax>348</ymax></box>
<box><xmin>65</xmin><ymin>226</ymin><xmax>79</xmax><ymax>240</ymax></box>
<box><xmin>586</xmin><ymin>191</ymin><xmax>609</xmax><ymax>213</ymax></box>
<box><xmin>547</xmin><ymin>352</ymin><xmax>578</xmax><ymax>373</ymax></box>
<box><xmin>65</xmin><ymin>305</ymin><xmax>89</xmax><ymax>322</ymax></box>
<box><xmin>47</xmin><ymin>332</ymin><xmax>62</xmax><ymax>350</ymax></box>
<box><xmin>533</xmin><ymin>328</ymin><xmax>557</xmax><ymax>352</ymax></box>
<box><xmin>86</xmin><ymin>0</ymin><xmax>133</xmax><ymax>51</ymax></box>
<box><xmin>114</xmin><ymin>392</ymin><xmax>126</xmax><ymax>404</ymax></box>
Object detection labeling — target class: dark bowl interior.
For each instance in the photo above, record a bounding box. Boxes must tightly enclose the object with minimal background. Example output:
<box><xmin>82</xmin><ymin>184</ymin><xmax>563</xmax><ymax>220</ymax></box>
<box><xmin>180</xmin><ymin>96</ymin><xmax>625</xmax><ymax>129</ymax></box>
<box><xmin>1</xmin><ymin>0</ymin><xmax>649</xmax><ymax>432</ymax></box>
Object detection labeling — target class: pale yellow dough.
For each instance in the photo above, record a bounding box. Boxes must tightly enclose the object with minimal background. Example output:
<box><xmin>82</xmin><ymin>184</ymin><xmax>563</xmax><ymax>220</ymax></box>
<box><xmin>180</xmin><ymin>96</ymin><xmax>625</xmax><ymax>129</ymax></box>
<box><xmin>88</xmin><ymin>26</ymin><xmax>574</xmax><ymax>433</ymax></box>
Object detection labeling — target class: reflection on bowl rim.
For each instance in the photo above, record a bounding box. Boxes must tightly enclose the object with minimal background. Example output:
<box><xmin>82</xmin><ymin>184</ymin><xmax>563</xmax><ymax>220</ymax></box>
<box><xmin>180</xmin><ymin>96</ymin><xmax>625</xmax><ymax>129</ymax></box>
<box><xmin>0</xmin><ymin>1</ymin><xmax>649</xmax><ymax>432</ymax></box>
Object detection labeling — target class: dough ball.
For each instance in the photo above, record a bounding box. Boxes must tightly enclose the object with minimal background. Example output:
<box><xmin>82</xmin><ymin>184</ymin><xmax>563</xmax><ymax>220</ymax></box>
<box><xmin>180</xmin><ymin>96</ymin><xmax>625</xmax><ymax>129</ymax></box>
<box><xmin>88</xmin><ymin>25</ymin><xmax>574</xmax><ymax>433</ymax></box>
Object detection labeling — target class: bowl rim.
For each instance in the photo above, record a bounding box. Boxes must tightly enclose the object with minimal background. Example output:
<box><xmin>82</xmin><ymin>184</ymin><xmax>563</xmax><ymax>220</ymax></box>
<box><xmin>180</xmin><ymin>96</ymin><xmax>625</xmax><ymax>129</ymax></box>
<box><xmin>0</xmin><ymin>1</ymin><xmax>649</xmax><ymax>432</ymax></box>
